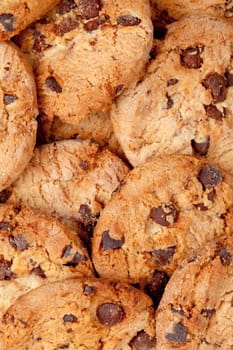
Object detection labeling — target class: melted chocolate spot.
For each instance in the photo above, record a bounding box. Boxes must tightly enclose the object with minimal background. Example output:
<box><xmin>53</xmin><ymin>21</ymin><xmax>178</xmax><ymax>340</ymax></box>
<box><xmin>9</xmin><ymin>235</ymin><xmax>29</xmax><ymax>251</ymax></box>
<box><xmin>63</xmin><ymin>314</ymin><xmax>77</xmax><ymax>323</ymax></box>
<box><xmin>79</xmin><ymin>0</ymin><xmax>102</xmax><ymax>19</ymax></box>
<box><xmin>145</xmin><ymin>270</ymin><xmax>169</xmax><ymax>308</ymax></box>
<box><xmin>151</xmin><ymin>246</ymin><xmax>176</xmax><ymax>265</ymax></box>
<box><xmin>117</xmin><ymin>15</ymin><xmax>141</xmax><ymax>26</ymax></box>
<box><xmin>32</xmin><ymin>265</ymin><xmax>46</xmax><ymax>278</ymax></box>
<box><xmin>198</xmin><ymin>165</ymin><xmax>222</xmax><ymax>189</ymax></box>
<box><xmin>191</xmin><ymin>138</ymin><xmax>210</xmax><ymax>156</ymax></box>
<box><xmin>0</xmin><ymin>14</ymin><xmax>15</xmax><ymax>32</ymax></box>
<box><xmin>166</xmin><ymin>322</ymin><xmax>188</xmax><ymax>343</ymax></box>
<box><xmin>45</xmin><ymin>77</ymin><xmax>62</xmax><ymax>93</ymax></box>
<box><xmin>150</xmin><ymin>203</ymin><xmax>178</xmax><ymax>227</ymax></box>
<box><xmin>204</xmin><ymin>104</ymin><xmax>225</xmax><ymax>120</ymax></box>
<box><xmin>63</xmin><ymin>252</ymin><xmax>87</xmax><ymax>267</ymax></box>
<box><xmin>202</xmin><ymin>73</ymin><xmax>227</xmax><ymax>102</ymax></box>
<box><xmin>101</xmin><ymin>230</ymin><xmax>124</xmax><ymax>251</ymax></box>
<box><xmin>0</xmin><ymin>222</ymin><xmax>13</xmax><ymax>232</ymax></box>
<box><xmin>129</xmin><ymin>330</ymin><xmax>153</xmax><ymax>349</ymax></box>
<box><xmin>180</xmin><ymin>46</ymin><xmax>203</xmax><ymax>69</ymax></box>
<box><xmin>4</xmin><ymin>94</ymin><xmax>18</xmax><ymax>105</ymax></box>
<box><xmin>79</xmin><ymin>204</ymin><xmax>92</xmax><ymax>225</ymax></box>
<box><xmin>96</xmin><ymin>303</ymin><xmax>125</xmax><ymax>327</ymax></box>
<box><xmin>166</xmin><ymin>93</ymin><xmax>173</xmax><ymax>109</ymax></box>
<box><xmin>0</xmin><ymin>189</ymin><xmax>12</xmax><ymax>203</ymax></box>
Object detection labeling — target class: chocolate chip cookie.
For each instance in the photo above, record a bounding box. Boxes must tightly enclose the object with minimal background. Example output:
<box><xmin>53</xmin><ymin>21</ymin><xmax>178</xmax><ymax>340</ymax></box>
<box><xmin>1</xmin><ymin>278</ymin><xmax>156</xmax><ymax>349</ymax></box>
<box><xmin>0</xmin><ymin>41</ymin><xmax>38</xmax><ymax>191</ymax></box>
<box><xmin>0</xmin><ymin>0</ymin><xmax>60</xmax><ymax>40</ymax></box>
<box><xmin>156</xmin><ymin>235</ymin><xmax>233</xmax><ymax>349</ymax></box>
<box><xmin>111</xmin><ymin>16</ymin><xmax>233</xmax><ymax>172</ymax></box>
<box><xmin>6</xmin><ymin>140</ymin><xmax>129</xmax><ymax>243</ymax></box>
<box><xmin>0</xmin><ymin>203</ymin><xmax>94</xmax><ymax>319</ymax></box>
<box><xmin>17</xmin><ymin>0</ymin><xmax>153</xmax><ymax>125</ymax></box>
<box><xmin>92</xmin><ymin>155</ymin><xmax>233</xmax><ymax>296</ymax></box>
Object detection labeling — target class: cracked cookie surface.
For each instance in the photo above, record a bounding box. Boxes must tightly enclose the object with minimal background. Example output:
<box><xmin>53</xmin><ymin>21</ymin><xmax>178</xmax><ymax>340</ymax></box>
<box><xmin>111</xmin><ymin>16</ymin><xmax>233</xmax><ymax>173</ymax></box>
<box><xmin>92</xmin><ymin>155</ymin><xmax>233</xmax><ymax>292</ymax></box>
<box><xmin>0</xmin><ymin>41</ymin><xmax>38</xmax><ymax>191</ymax></box>
<box><xmin>156</xmin><ymin>235</ymin><xmax>233</xmax><ymax>349</ymax></box>
<box><xmin>1</xmin><ymin>278</ymin><xmax>156</xmax><ymax>350</ymax></box>
<box><xmin>17</xmin><ymin>0</ymin><xmax>153</xmax><ymax>124</ymax></box>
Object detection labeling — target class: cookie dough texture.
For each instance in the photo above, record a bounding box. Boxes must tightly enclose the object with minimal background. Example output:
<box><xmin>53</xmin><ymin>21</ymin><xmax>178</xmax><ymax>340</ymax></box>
<box><xmin>7</xmin><ymin>140</ymin><xmax>129</xmax><ymax>231</ymax></box>
<box><xmin>156</xmin><ymin>236</ymin><xmax>233</xmax><ymax>349</ymax></box>
<box><xmin>0</xmin><ymin>204</ymin><xmax>94</xmax><ymax>319</ymax></box>
<box><xmin>0</xmin><ymin>0</ymin><xmax>60</xmax><ymax>40</ymax></box>
<box><xmin>1</xmin><ymin>278</ymin><xmax>156</xmax><ymax>350</ymax></box>
<box><xmin>17</xmin><ymin>0</ymin><xmax>153</xmax><ymax>124</ymax></box>
<box><xmin>111</xmin><ymin>16</ymin><xmax>233</xmax><ymax>170</ymax></box>
<box><xmin>92</xmin><ymin>155</ymin><xmax>233</xmax><ymax>286</ymax></box>
<box><xmin>0</xmin><ymin>41</ymin><xmax>38</xmax><ymax>191</ymax></box>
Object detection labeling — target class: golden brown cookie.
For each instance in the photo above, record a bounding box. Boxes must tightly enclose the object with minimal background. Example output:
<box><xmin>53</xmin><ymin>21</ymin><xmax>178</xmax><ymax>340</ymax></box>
<box><xmin>1</xmin><ymin>278</ymin><xmax>156</xmax><ymax>349</ymax></box>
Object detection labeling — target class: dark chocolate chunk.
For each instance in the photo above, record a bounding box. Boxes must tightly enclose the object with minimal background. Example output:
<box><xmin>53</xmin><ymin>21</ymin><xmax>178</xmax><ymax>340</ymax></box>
<box><xmin>0</xmin><ymin>222</ymin><xmax>13</xmax><ymax>232</ymax></box>
<box><xmin>167</xmin><ymin>78</ymin><xmax>178</xmax><ymax>86</ymax></box>
<box><xmin>32</xmin><ymin>265</ymin><xmax>46</xmax><ymax>278</ymax></box>
<box><xmin>83</xmin><ymin>284</ymin><xmax>96</xmax><ymax>295</ymax></box>
<box><xmin>217</xmin><ymin>246</ymin><xmax>232</xmax><ymax>265</ymax></box>
<box><xmin>4</xmin><ymin>94</ymin><xmax>18</xmax><ymax>105</ymax></box>
<box><xmin>79</xmin><ymin>161</ymin><xmax>89</xmax><ymax>170</ymax></box>
<box><xmin>165</xmin><ymin>322</ymin><xmax>188</xmax><ymax>343</ymax></box>
<box><xmin>63</xmin><ymin>314</ymin><xmax>77</xmax><ymax>323</ymax></box>
<box><xmin>117</xmin><ymin>15</ymin><xmax>141</xmax><ymax>26</ymax></box>
<box><xmin>115</xmin><ymin>84</ymin><xmax>124</xmax><ymax>96</ymax></box>
<box><xmin>151</xmin><ymin>246</ymin><xmax>176</xmax><ymax>265</ymax></box>
<box><xmin>150</xmin><ymin>203</ymin><xmax>178</xmax><ymax>227</ymax></box>
<box><xmin>84</xmin><ymin>14</ymin><xmax>109</xmax><ymax>32</ymax></box>
<box><xmin>225</xmin><ymin>71</ymin><xmax>233</xmax><ymax>87</ymax></box>
<box><xmin>180</xmin><ymin>46</ymin><xmax>203</xmax><ymax>69</ymax></box>
<box><xmin>153</xmin><ymin>10</ymin><xmax>175</xmax><ymax>40</ymax></box>
<box><xmin>45</xmin><ymin>76</ymin><xmax>62</xmax><ymax>93</ymax></box>
<box><xmin>202</xmin><ymin>73</ymin><xmax>227</xmax><ymax>102</ymax></box>
<box><xmin>204</xmin><ymin>104</ymin><xmax>225</xmax><ymax>120</ymax></box>
<box><xmin>96</xmin><ymin>303</ymin><xmax>125</xmax><ymax>327</ymax></box>
<box><xmin>0</xmin><ymin>14</ymin><xmax>15</xmax><ymax>32</ymax></box>
<box><xmin>61</xmin><ymin>245</ymin><xmax>72</xmax><ymax>258</ymax></box>
<box><xmin>57</xmin><ymin>0</ymin><xmax>77</xmax><ymax>14</ymax></box>
<box><xmin>200</xmin><ymin>308</ymin><xmax>215</xmax><ymax>318</ymax></box>
<box><xmin>0</xmin><ymin>189</ymin><xmax>12</xmax><ymax>203</ymax></box>
<box><xmin>166</xmin><ymin>93</ymin><xmax>173</xmax><ymax>109</ymax></box>
<box><xmin>191</xmin><ymin>138</ymin><xmax>210</xmax><ymax>156</ymax></box>
<box><xmin>63</xmin><ymin>252</ymin><xmax>87</xmax><ymax>267</ymax></box>
<box><xmin>9</xmin><ymin>235</ymin><xmax>29</xmax><ymax>251</ymax></box>
<box><xmin>145</xmin><ymin>270</ymin><xmax>169</xmax><ymax>308</ymax></box>
<box><xmin>101</xmin><ymin>230</ymin><xmax>124</xmax><ymax>251</ymax></box>
<box><xmin>198</xmin><ymin>165</ymin><xmax>222</xmax><ymax>189</ymax></box>
<box><xmin>79</xmin><ymin>0</ymin><xmax>102</xmax><ymax>19</ymax></box>
<box><xmin>33</xmin><ymin>31</ymin><xmax>50</xmax><ymax>52</ymax></box>
<box><xmin>0</xmin><ymin>258</ymin><xmax>13</xmax><ymax>280</ymax></box>
<box><xmin>53</xmin><ymin>17</ymin><xmax>79</xmax><ymax>36</ymax></box>
<box><xmin>129</xmin><ymin>330</ymin><xmax>153</xmax><ymax>349</ymax></box>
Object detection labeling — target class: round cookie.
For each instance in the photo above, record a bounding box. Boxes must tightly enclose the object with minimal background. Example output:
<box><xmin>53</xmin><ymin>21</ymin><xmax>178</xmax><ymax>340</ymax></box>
<box><xmin>1</xmin><ymin>278</ymin><xmax>156</xmax><ymax>349</ymax></box>
<box><xmin>111</xmin><ymin>16</ymin><xmax>233</xmax><ymax>170</ymax></box>
<box><xmin>17</xmin><ymin>0</ymin><xmax>153</xmax><ymax>125</ymax></box>
<box><xmin>156</xmin><ymin>236</ymin><xmax>233</xmax><ymax>349</ymax></box>
<box><xmin>6</xmin><ymin>140</ymin><xmax>129</xmax><ymax>242</ymax></box>
<box><xmin>92</xmin><ymin>155</ymin><xmax>233</xmax><ymax>295</ymax></box>
<box><xmin>0</xmin><ymin>203</ymin><xmax>94</xmax><ymax>318</ymax></box>
<box><xmin>0</xmin><ymin>41</ymin><xmax>38</xmax><ymax>191</ymax></box>
<box><xmin>0</xmin><ymin>0</ymin><xmax>60</xmax><ymax>40</ymax></box>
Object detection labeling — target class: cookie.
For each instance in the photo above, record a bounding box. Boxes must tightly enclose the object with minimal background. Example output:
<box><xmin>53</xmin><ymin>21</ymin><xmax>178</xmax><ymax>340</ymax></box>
<box><xmin>92</xmin><ymin>155</ymin><xmax>233</xmax><ymax>300</ymax></box>
<box><xmin>0</xmin><ymin>41</ymin><xmax>38</xmax><ymax>191</ymax></box>
<box><xmin>111</xmin><ymin>16</ymin><xmax>233</xmax><ymax>171</ymax></box>
<box><xmin>1</xmin><ymin>278</ymin><xmax>156</xmax><ymax>349</ymax></box>
<box><xmin>6</xmin><ymin>140</ymin><xmax>129</xmax><ymax>243</ymax></box>
<box><xmin>0</xmin><ymin>203</ymin><xmax>94</xmax><ymax>319</ymax></box>
<box><xmin>156</xmin><ymin>235</ymin><xmax>233</xmax><ymax>349</ymax></box>
<box><xmin>16</xmin><ymin>0</ymin><xmax>153</xmax><ymax>125</ymax></box>
<box><xmin>37</xmin><ymin>110</ymin><xmax>125</xmax><ymax>159</ymax></box>
<box><xmin>0</xmin><ymin>1</ymin><xmax>60</xmax><ymax>40</ymax></box>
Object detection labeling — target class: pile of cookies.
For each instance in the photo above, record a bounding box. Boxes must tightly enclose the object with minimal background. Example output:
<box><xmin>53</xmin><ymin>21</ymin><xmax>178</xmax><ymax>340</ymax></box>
<box><xmin>0</xmin><ymin>0</ymin><xmax>232</xmax><ymax>349</ymax></box>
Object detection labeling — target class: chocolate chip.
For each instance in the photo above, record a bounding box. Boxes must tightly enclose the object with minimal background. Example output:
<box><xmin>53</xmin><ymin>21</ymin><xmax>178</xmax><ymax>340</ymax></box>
<box><xmin>194</xmin><ymin>203</ymin><xmax>208</xmax><ymax>211</ymax></box>
<box><xmin>4</xmin><ymin>94</ymin><xmax>18</xmax><ymax>105</ymax></box>
<box><xmin>225</xmin><ymin>71</ymin><xmax>233</xmax><ymax>87</ymax></box>
<box><xmin>57</xmin><ymin>0</ymin><xmax>77</xmax><ymax>14</ymax></box>
<box><xmin>79</xmin><ymin>161</ymin><xmax>89</xmax><ymax>170</ymax></box>
<box><xmin>32</xmin><ymin>265</ymin><xmax>46</xmax><ymax>278</ymax></box>
<box><xmin>216</xmin><ymin>246</ymin><xmax>232</xmax><ymax>265</ymax></box>
<box><xmin>166</xmin><ymin>93</ymin><xmax>173</xmax><ymax>109</ymax></box>
<box><xmin>151</xmin><ymin>246</ymin><xmax>176</xmax><ymax>265</ymax></box>
<box><xmin>45</xmin><ymin>77</ymin><xmax>62</xmax><ymax>93</ymax></box>
<box><xmin>101</xmin><ymin>230</ymin><xmax>124</xmax><ymax>251</ymax></box>
<box><xmin>33</xmin><ymin>31</ymin><xmax>50</xmax><ymax>52</ymax></box>
<box><xmin>9</xmin><ymin>235</ymin><xmax>29</xmax><ymax>251</ymax></box>
<box><xmin>84</xmin><ymin>14</ymin><xmax>109</xmax><ymax>32</ymax></box>
<box><xmin>180</xmin><ymin>46</ymin><xmax>203</xmax><ymax>69</ymax></box>
<box><xmin>0</xmin><ymin>14</ymin><xmax>15</xmax><ymax>32</ymax></box>
<box><xmin>191</xmin><ymin>138</ymin><xmax>210</xmax><ymax>156</ymax></box>
<box><xmin>0</xmin><ymin>222</ymin><xmax>13</xmax><ymax>232</ymax></box>
<box><xmin>165</xmin><ymin>322</ymin><xmax>188</xmax><ymax>343</ymax></box>
<box><xmin>129</xmin><ymin>330</ymin><xmax>153</xmax><ymax>349</ymax></box>
<box><xmin>115</xmin><ymin>84</ymin><xmax>124</xmax><ymax>96</ymax></box>
<box><xmin>53</xmin><ymin>17</ymin><xmax>79</xmax><ymax>36</ymax></box>
<box><xmin>202</xmin><ymin>73</ymin><xmax>227</xmax><ymax>102</ymax></box>
<box><xmin>79</xmin><ymin>0</ymin><xmax>102</xmax><ymax>19</ymax></box>
<box><xmin>145</xmin><ymin>270</ymin><xmax>169</xmax><ymax>308</ymax></box>
<box><xmin>117</xmin><ymin>15</ymin><xmax>141</xmax><ymax>26</ymax></box>
<box><xmin>83</xmin><ymin>285</ymin><xmax>96</xmax><ymax>295</ymax></box>
<box><xmin>0</xmin><ymin>258</ymin><xmax>13</xmax><ymax>280</ymax></box>
<box><xmin>204</xmin><ymin>104</ymin><xmax>225</xmax><ymax>120</ymax></box>
<box><xmin>150</xmin><ymin>203</ymin><xmax>178</xmax><ymax>227</ymax></box>
<box><xmin>167</xmin><ymin>78</ymin><xmax>178</xmax><ymax>87</ymax></box>
<box><xmin>63</xmin><ymin>314</ymin><xmax>77</xmax><ymax>323</ymax></box>
<box><xmin>200</xmin><ymin>308</ymin><xmax>215</xmax><ymax>318</ymax></box>
<box><xmin>63</xmin><ymin>252</ymin><xmax>87</xmax><ymax>267</ymax></box>
<box><xmin>153</xmin><ymin>10</ymin><xmax>175</xmax><ymax>40</ymax></box>
<box><xmin>78</xmin><ymin>204</ymin><xmax>93</xmax><ymax>226</ymax></box>
<box><xmin>0</xmin><ymin>189</ymin><xmax>11</xmax><ymax>203</ymax></box>
<box><xmin>61</xmin><ymin>245</ymin><xmax>72</xmax><ymax>258</ymax></box>
<box><xmin>198</xmin><ymin>165</ymin><xmax>222</xmax><ymax>189</ymax></box>
<box><xmin>96</xmin><ymin>303</ymin><xmax>125</xmax><ymax>327</ymax></box>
